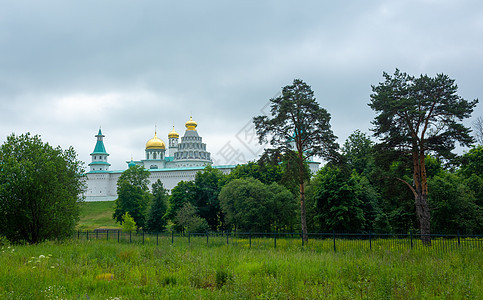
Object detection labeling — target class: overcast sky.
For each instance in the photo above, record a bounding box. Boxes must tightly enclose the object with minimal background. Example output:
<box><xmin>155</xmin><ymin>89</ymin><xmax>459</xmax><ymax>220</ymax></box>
<box><xmin>1</xmin><ymin>0</ymin><xmax>482</xmax><ymax>170</ymax></box>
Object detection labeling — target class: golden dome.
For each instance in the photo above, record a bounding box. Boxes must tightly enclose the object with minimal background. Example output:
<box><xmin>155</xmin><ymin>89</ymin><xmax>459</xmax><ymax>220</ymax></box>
<box><xmin>168</xmin><ymin>126</ymin><xmax>179</xmax><ymax>139</ymax></box>
<box><xmin>185</xmin><ymin>116</ymin><xmax>197</xmax><ymax>131</ymax></box>
<box><xmin>146</xmin><ymin>132</ymin><xmax>166</xmax><ymax>150</ymax></box>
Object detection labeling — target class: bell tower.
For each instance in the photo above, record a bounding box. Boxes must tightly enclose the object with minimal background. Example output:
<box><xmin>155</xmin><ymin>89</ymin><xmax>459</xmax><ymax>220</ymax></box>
<box><xmin>168</xmin><ymin>126</ymin><xmax>179</xmax><ymax>157</ymax></box>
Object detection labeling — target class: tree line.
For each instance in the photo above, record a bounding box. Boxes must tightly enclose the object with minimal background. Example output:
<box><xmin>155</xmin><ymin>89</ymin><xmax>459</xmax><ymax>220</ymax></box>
<box><xmin>114</xmin><ymin>70</ymin><xmax>482</xmax><ymax>241</ymax></box>
<box><xmin>113</xmin><ymin>139</ymin><xmax>483</xmax><ymax>236</ymax></box>
<box><xmin>1</xmin><ymin>69</ymin><xmax>481</xmax><ymax>244</ymax></box>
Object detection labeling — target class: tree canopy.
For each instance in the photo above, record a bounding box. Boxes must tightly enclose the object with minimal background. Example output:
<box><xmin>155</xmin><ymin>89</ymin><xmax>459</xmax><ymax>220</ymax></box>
<box><xmin>0</xmin><ymin>133</ymin><xmax>85</xmax><ymax>243</ymax></box>
<box><xmin>219</xmin><ymin>177</ymin><xmax>296</xmax><ymax>232</ymax></box>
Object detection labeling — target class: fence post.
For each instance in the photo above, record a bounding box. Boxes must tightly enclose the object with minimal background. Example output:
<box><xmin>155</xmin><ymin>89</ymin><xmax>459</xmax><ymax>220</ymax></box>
<box><xmin>333</xmin><ymin>231</ymin><xmax>336</xmax><ymax>252</ymax></box>
<box><xmin>77</xmin><ymin>230</ymin><xmax>80</xmax><ymax>240</ymax></box>
<box><xmin>410</xmin><ymin>231</ymin><xmax>413</xmax><ymax>249</ymax></box>
<box><xmin>457</xmin><ymin>231</ymin><xmax>461</xmax><ymax>246</ymax></box>
<box><xmin>369</xmin><ymin>231</ymin><xmax>372</xmax><ymax>250</ymax></box>
<box><xmin>142</xmin><ymin>231</ymin><xmax>145</xmax><ymax>245</ymax></box>
<box><xmin>171</xmin><ymin>231</ymin><xmax>174</xmax><ymax>244</ymax></box>
<box><xmin>249</xmin><ymin>232</ymin><xmax>252</xmax><ymax>249</ymax></box>
<box><xmin>96</xmin><ymin>230</ymin><xmax>98</xmax><ymax>240</ymax></box>
<box><xmin>206</xmin><ymin>232</ymin><xmax>209</xmax><ymax>246</ymax></box>
<box><xmin>107</xmin><ymin>230</ymin><xmax>109</xmax><ymax>241</ymax></box>
<box><xmin>301</xmin><ymin>231</ymin><xmax>304</xmax><ymax>248</ymax></box>
<box><xmin>274</xmin><ymin>232</ymin><xmax>277</xmax><ymax>249</ymax></box>
<box><xmin>118</xmin><ymin>230</ymin><xmax>120</xmax><ymax>243</ymax></box>
<box><xmin>156</xmin><ymin>232</ymin><xmax>159</xmax><ymax>246</ymax></box>
<box><xmin>87</xmin><ymin>230</ymin><xmax>89</xmax><ymax>240</ymax></box>
<box><xmin>129</xmin><ymin>231</ymin><xmax>132</xmax><ymax>243</ymax></box>
<box><xmin>226</xmin><ymin>231</ymin><xmax>229</xmax><ymax>245</ymax></box>
<box><xmin>188</xmin><ymin>232</ymin><xmax>191</xmax><ymax>246</ymax></box>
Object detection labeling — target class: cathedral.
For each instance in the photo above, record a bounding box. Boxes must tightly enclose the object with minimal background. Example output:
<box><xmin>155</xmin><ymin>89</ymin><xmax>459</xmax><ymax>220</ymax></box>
<box><xmin>84</xmin><ymin>117</ymin><xmax>235</xmax><ymax>201</ymax></box>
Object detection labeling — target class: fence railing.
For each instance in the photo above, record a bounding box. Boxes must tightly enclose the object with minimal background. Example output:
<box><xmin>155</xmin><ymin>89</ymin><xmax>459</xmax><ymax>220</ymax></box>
<box><xmin>75</xmin><ymin>230</ymin><xmax>482</xmax><ymax>253</ymax></box>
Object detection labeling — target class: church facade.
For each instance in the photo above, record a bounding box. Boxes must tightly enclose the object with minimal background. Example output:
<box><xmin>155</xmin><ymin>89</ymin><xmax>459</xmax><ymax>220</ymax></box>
<box><xmin>84</xmin><ymin>117</ymin><xmax>235</xmax><ymax>201</ymax></box>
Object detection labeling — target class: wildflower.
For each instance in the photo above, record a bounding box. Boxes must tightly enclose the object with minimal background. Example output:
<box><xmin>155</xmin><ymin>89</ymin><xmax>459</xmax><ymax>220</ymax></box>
<box><xmin>96</xmin><ymin>273</ymin><xmax>114</xmax><ymax>281</ymax></box>
<box><xmin>50</xmin><ymin>266</ymin><xmax>55</xmax><ymax>269</ymax></box>
<box><xmin>39</xmin><ymin>255</ymin><xmax>45</xmax><ymax>259</ymax></box>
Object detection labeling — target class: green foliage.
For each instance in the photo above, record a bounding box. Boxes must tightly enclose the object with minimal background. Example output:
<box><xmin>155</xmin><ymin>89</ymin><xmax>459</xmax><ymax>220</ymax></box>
<box><xmin>146</xmin><ymin>180</ymin><xmax>168</xmax><ymax>232</ymax></box>
<box><xmin>268</xmin><ymin>182</ymin><xmax>298</xmax><ymax>231</ymax></box>
<box><xmin>372</xmin><ymin>159</ymin><xmax>418</xmax><ymax>233</ymax></box>
<box><xmin>174</xmin><ymin>202</ymin><xmax>209</xmax><ymax>233</ymax></box>
<box><xmin>253</xmin><ymin>79</ymin><xmax>339</xmax><ymax>161</ymax></box>
<box><xmin>227</xmin><ymin>161</ymin><xmax>283</xmax><ymax>185</ymax></box>
<box><xmin>121</xmin><ymin>212</ymin><xmax>136</xmax><ymax>232</ymax></box>
<box><xmin>342</xmin><ymin>130</ymin><xmax>375</xmax><ymax>176</ymax></box>
<box><xmin>0</xmin><ymin>133</ymin><xmax>85</xmax><ymax>243</ymax></box>
<box><xmin>113</xmin><ymin>165</ymin><xmax>151</xmax><ymax>229</ymax></box>
<box><xmin>219</xmin><ymin>177</ymin><xmax>296</xmax><ymax>232</ymax></box>
<box><xmin>369</xmin><ymin>69</ymin><xmax>477</xmax><ymax>160</ymax></box>
<box><xmin>192</xmin><ymin>166</ymin><xmax>225</xmax><ymax>230</ymax></box>
<box><xmin>311</xmin><ymin>166</ymin><xmax>366</xmax><ymax>232</ymax></box>
<box><xmin>166</xmin><ymin>180</ymin><xmax>196</xmax><ymax>228</ymax></box>
<box><xmin>463</xmin><ymin>174</ymin><xmax>483</xmax><ymax>208</ymax></box>
<box><xmin>428</xmin><ymin>172</ymin><xmax>482</xmax><ymax>234</ymax></box>
<box><xmin>459</xmin><ymin>145</ymin><xmax>483</xmax><ymax>178</ymax></box>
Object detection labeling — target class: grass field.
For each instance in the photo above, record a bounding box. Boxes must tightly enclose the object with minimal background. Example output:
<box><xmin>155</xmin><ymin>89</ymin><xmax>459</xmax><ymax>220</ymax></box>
<box><xmin>78</xmin><ymin>201</ymin><xmax>119</xmax><ymax>231</ymax></box>
<box><xmin>1</xmin><ymin>238</ymin><xmax>481</xmax><ymax>299</ymax></box>
<box><xmin>14</xmin><ymin>202</ymin><xmax>478</xmax><ymax>298</ymax></box>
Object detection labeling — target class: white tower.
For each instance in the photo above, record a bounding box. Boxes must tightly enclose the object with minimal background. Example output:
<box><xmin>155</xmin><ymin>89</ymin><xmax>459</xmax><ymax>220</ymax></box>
<box><xmin>88</xmin><ymin>128</ymin><xmax>111</xmax><ymax>172</ymax></box>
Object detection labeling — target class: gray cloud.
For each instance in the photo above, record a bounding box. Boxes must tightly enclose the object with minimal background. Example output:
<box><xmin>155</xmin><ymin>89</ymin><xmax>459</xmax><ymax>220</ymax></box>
<box><xmin>1</xmin><ymin>0</ymin><xmax>482</xmax><ymax>170</ymax></box>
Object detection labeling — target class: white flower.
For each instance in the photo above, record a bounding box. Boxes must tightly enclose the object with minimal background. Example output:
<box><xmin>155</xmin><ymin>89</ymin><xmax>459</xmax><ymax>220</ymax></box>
<box><xmin>39</xmin><ymin>255</ymin><xmax>45</xmax><ymax>259</ymax></box>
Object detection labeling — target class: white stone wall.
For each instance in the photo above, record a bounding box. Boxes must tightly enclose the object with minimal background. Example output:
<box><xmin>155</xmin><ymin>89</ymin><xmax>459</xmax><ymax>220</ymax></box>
<box><xmin>83</xmin><ymin>166</ymin><xmax>235</xmax><ymax>201</ymax></box>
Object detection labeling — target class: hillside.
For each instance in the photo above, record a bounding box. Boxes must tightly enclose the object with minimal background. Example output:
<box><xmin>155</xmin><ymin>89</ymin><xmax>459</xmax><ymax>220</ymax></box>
<box><xmin>77</xmin><ymin>201</ymin><xmax>120</xmax><ymax>231</ymax></box>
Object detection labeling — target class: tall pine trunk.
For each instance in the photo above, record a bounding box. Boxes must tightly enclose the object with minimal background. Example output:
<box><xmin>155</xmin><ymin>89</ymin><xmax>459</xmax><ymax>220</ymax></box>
<box><xmin>413</xmin><ymin>151</ymin><xmax>431</xmax><ymax>245</ymax></box>
<box><xmin>300</xmin><ymin>181</ymin><xmax>308</xmax><ymax>242</ymax></box>
<box><xmin>297</xmin><ymin>149</ymin><xmax>308</xmax><ymax>242</ymax></box>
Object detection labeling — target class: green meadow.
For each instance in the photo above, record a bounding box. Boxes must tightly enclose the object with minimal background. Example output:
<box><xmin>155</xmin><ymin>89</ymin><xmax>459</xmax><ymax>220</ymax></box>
<box><xmin>1</xmin><ymin>201</ymin><xmax>479</xmax><ymax>299</ymax></box>
<box><xmin>78</xmin><ymin>201</ymin><xmax>120</xmax><ymax>231</ymax></box>
<box><xmin>1</xmin><ymin>238</ymin><xmax>481</xmax><ymax>299</ymax></box>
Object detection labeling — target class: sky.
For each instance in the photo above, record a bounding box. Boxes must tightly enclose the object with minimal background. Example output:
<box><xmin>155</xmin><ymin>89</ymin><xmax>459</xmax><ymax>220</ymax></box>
<box><xmin>1</xmin><ymin>0</ymin><xmax>482</xmax><ymax>171</ymax></box>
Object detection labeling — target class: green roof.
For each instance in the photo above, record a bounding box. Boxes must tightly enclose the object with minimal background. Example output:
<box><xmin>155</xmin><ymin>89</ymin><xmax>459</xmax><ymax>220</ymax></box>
<box><xmin>86</xmin><ymin>164</ymin><xmax>237</xmax><ymax>174</ymax></box>
<box><xmin>88</xmin><ymin>161</ymin><xmax>111</xmax><ymax>166</ymax></box>
<box><xmin>90</xmin><ymin>129</ymin><xmax>109</xmax><ymax>155</ymax></box>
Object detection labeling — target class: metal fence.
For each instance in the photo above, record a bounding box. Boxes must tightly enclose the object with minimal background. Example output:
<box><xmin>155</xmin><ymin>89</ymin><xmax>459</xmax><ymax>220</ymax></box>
<box><xmin>76</xmin><ymin>230</ymin><xmax>482</xmax><ymax>253</ymax></box>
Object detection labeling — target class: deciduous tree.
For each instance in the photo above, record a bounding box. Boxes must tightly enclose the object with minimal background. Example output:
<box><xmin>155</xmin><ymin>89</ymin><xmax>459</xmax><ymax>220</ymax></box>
<box><xmin>219</xmin><ymin>177</ymin><xmax>296</xmax><ymax>232</ymax></box>
<box><xmin>113</xmin><ymin>165</ymin><xmax>151</xmax><ymax>229</ymax></box>
<box><xmin>0</xmin><ymin>133</ymin><xmax>85</xmax><ymax>243</ymax></box>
